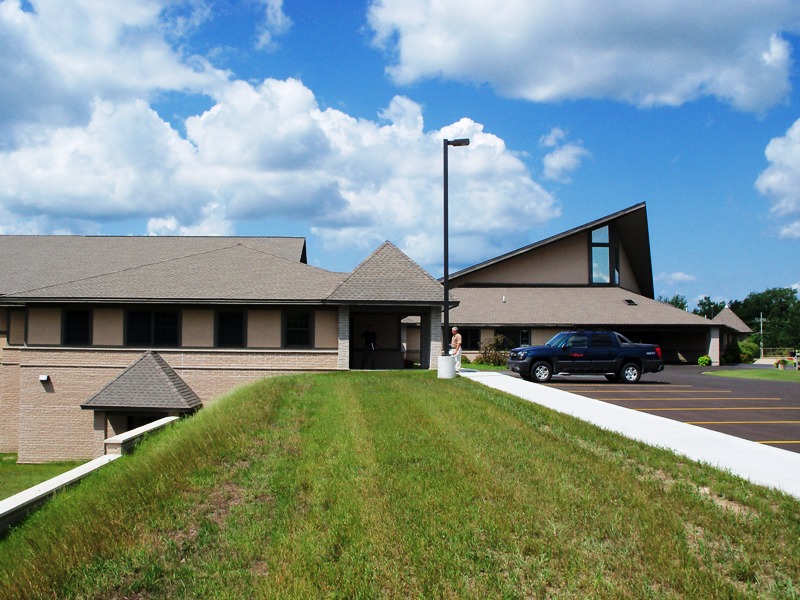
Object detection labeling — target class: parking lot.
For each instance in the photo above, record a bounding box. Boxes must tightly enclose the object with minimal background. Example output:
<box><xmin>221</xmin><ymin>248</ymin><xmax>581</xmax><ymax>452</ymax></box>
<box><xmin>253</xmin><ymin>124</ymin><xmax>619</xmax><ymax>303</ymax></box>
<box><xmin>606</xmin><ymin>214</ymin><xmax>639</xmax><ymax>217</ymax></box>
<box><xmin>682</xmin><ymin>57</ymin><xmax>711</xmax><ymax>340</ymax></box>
<box><xmin>537</xmin><ymin>365</ymin><xmax>800</xmax><ymax>454</ymax></box>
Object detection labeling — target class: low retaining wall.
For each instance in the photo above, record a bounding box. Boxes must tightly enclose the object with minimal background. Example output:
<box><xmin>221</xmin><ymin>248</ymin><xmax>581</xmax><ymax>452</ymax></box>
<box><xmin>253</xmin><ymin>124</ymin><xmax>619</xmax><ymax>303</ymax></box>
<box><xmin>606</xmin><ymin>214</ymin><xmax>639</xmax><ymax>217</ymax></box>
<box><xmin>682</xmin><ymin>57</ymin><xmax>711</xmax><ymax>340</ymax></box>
<box><xmin>0</xmin><ymin>416</ymin><xmax>179</xmax><ymax>533</ymax></box>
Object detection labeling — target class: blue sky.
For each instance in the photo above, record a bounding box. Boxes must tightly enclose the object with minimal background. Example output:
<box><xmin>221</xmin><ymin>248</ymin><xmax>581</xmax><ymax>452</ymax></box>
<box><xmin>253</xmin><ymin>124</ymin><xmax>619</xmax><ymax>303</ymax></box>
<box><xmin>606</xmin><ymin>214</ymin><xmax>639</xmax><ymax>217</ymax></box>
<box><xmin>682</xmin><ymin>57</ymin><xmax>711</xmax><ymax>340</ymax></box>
<box><xmin>1</xmin><ymin>1</ymin><xmax>799</xmax><ymax>308</ymax></box>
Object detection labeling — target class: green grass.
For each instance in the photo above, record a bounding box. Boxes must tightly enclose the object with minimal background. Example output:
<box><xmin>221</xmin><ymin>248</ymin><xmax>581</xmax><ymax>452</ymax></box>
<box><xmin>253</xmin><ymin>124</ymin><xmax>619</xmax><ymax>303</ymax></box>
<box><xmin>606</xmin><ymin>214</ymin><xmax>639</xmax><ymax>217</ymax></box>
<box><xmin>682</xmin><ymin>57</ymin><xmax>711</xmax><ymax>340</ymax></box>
<box><xmin>1</xmin><ymin>371</ymin><xmax>799</xmax><ymax>599</ymax></box>
<box><xmin>705</xmin><ymin>368</ymin><xmax>800</xmax><ymax>383</ymax></box>
<box><xmin>0</xmin><ymin>454</ymin><xmax>87</xmax><ymax>501</ymax></box>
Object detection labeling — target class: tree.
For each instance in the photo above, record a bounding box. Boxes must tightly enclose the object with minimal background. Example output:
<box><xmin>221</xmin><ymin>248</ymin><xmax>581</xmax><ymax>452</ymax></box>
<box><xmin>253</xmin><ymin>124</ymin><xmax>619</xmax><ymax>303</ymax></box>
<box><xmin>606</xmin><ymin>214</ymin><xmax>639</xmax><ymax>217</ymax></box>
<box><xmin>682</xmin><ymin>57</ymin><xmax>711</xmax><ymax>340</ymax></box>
<box><xmin>693</xmin><ymin>296</ymin><xmax>726</xmax><ymax>319</ymax></box>
<box><xmin>657</xmin><ymin>294</ymin><xmax>688</xmax><ymax>311</ymax></box>
<box><xmin>729</xmin><ymin>287</ymin><xmax>800</xmax><ymax>348</ymax></box>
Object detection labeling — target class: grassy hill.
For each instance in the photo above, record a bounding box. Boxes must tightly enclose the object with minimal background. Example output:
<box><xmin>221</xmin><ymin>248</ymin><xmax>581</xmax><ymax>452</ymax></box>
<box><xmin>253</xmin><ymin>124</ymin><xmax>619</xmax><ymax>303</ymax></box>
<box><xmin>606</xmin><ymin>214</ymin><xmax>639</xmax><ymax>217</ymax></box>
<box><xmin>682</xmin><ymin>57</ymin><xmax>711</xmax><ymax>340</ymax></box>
<box><xmin>1</xmin><ymin>371</ymin><xmax>798</xmax><ymax>599</ymax></box>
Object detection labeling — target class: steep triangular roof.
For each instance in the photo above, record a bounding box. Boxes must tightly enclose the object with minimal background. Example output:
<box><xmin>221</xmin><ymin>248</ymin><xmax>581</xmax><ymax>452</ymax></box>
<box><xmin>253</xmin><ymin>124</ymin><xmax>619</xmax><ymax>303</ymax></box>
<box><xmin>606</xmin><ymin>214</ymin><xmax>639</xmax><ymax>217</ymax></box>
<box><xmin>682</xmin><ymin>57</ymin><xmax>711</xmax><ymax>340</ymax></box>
<box><xmin>712</xmin><ymin>306</ymin><xmax>753</xmax><ymax>334</ymax></box>
<box><xmin>81</xmin><ymin>351</ymin><xmax>202</xmax><ymax>412</ymax></box>
<box><xmin>448</xmin><ymin>203</ymin><xmax>655</xmax><ymax>298</ymax></box>
<box><xmin>326</xmin><ymin>241</ymin><xmax>444</xmax><ymax>304</ymax></box>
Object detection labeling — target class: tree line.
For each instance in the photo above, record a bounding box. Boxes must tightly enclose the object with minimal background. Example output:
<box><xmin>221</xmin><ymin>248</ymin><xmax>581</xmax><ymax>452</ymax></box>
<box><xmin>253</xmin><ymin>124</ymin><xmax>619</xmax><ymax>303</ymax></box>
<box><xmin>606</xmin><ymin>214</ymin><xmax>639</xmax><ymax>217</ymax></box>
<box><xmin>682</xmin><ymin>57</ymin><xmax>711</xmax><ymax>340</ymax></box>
<box><xmin>658</xmin><ymin>287</ymin><xmax>800</xmax><ymax>349</ymax></box>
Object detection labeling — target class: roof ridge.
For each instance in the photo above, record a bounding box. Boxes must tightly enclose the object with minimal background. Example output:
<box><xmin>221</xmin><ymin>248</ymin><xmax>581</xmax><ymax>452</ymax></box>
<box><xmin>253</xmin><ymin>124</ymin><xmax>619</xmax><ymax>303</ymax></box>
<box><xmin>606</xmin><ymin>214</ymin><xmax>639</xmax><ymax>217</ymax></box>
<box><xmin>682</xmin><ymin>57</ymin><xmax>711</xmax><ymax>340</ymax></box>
<box><xmin>7</xmin><ymin>242</ymin><xmax>260</xmax><ymax>296</ymax></box>
<box><xmin>326</xmin><ymin>241</ymin><xmax>393</xmax><ymax>299</ymax></box>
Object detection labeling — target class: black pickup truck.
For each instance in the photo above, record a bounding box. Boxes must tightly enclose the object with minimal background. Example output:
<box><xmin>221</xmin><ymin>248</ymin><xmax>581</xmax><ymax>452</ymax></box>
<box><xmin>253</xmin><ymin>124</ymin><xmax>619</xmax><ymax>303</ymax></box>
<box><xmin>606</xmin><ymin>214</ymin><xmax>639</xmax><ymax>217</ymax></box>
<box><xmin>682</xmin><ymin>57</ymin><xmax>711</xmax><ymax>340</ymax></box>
<box><xmin>507</xmin><ymin>330</ymin><xmax>664</xmax><ymax>384</ymax></box>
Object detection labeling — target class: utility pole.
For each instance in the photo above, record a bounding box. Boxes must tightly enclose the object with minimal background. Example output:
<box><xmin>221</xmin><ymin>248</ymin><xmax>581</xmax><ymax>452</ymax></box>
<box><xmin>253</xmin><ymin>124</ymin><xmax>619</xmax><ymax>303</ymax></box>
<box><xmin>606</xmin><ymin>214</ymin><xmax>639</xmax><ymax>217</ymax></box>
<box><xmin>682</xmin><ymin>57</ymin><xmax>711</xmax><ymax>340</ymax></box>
<box><xmin>755</xmin><ymin>312</ymin><xmax>767</xmax><ymax>359</ymax></box>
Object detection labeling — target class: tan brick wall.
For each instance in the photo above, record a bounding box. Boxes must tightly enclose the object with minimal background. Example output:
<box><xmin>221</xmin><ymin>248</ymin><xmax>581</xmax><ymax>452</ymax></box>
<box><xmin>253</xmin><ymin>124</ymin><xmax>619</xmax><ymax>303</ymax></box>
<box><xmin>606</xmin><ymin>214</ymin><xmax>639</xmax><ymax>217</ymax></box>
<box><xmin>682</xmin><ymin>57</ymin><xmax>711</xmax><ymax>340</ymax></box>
<box><xmin>93</xmin><ymin>308</ymin><xmax>124</xmax><ymax>346</ymax></box>
<box><xmin>12</xmin><ymin>347</ymin><xmax>339</xmax><ymax>462</ymax></box>
<box><xmin>0</xmin><ymin>347</ymin><xmax>20</xmax><ymax>453</ymax></box>
<box><xmin>27</xmin><ymin>307</ymin><xmax>61</xmax><ymax>345</ymax></box>
<box><xmin>182</xmin><ymin>309</ymin><xmax>214</xmax><ymax>347</ymax></box>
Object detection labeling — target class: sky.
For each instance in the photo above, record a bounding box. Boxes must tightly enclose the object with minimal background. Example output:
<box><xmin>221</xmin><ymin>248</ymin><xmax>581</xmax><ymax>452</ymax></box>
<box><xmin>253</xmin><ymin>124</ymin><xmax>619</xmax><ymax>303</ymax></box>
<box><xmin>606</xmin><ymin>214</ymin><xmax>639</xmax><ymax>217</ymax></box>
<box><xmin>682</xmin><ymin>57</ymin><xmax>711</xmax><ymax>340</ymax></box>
<box><xmin>1</xmin><ymin>0</ymin><xmax>800</xmax><ymax>309</ymax></box>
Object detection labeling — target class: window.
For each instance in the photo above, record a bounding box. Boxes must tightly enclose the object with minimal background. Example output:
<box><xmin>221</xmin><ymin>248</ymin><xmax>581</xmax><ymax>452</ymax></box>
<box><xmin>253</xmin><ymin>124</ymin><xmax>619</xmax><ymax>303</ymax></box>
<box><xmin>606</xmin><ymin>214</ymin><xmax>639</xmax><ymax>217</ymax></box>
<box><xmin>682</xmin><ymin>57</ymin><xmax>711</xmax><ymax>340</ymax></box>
<box><xmin>461</xmin><ymin>328</ymin><xmax>481</xmax><ymax>351</ymax></box>
<box><xmin>284</xmin><ymin>311</ymin><xmax>311</xmax><ymax>347</ymax></box>
<box><xmin>63</xmin><ymin>309</ymin><xmax>91</xmax><ymax>345</ymax></box>
<box><xmin>217</xmin><ymin>310</ymin><xmax>245</xmax><ymax>348</ymax></box>
<box><xmin>126</xmin><ymin>310</ymin><xmax>179</xmax><ymax>347</ymax></box>
<box><xmin>590</xmin><ymin>225</ymin><xmax>619</xmax><ymax>286</ymax></box>
<box><xmin>592</xmin><ymin>332</ymin><xmax>614</xmax><ymax>348</ymax></box>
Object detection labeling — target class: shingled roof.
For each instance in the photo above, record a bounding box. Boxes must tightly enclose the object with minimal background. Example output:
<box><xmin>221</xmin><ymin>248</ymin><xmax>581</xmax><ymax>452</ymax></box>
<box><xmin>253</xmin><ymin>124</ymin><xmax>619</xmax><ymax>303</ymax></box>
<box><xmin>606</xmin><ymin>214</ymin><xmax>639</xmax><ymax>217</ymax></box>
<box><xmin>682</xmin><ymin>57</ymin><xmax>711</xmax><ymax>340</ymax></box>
<box><xmin>449</xmin><ymin>286</ymin><xmax>712</xmax><ymax>327</ymax></box>
<box><xmin>0</xmin><ymin>236</ymin><xmax>307</xmax><ymax>298</ymax></box>
<box><xmin>81</xmin><ymin>351</ymin><xmax>201</xmax><ymax>412</ymax></box>
<box><xmin>327</xmin><ymin>241</ymin><xmax>445</xmax><ymax>305</ymax></box>
<box><xmin>712</xmin><ymin>306</ymin><xmax>753</xmax><ymax>334</ymax></box>
<box><xmin>2</xmin><ymin>240</ymin><xmax>345</xmax><ymax>303</ymax></box>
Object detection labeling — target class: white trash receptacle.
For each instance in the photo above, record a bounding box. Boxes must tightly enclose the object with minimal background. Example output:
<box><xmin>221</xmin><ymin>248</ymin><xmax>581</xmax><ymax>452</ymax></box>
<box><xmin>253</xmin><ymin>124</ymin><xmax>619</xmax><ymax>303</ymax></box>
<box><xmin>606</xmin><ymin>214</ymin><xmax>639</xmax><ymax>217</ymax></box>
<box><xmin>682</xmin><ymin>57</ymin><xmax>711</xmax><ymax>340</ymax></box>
<box><xmin>438</xmin><ymin>355</ymin><xmax>456</xmax><ymax>379</ymax></box>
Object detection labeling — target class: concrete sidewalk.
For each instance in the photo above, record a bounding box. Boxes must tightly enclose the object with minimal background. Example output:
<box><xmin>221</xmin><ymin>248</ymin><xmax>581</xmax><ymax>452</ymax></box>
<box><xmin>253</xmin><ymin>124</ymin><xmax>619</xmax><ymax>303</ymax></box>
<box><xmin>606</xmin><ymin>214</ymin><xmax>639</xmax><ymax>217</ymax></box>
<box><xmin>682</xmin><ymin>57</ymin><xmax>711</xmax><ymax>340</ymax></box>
<box><xmin>461</xmin><ymin>370</ymin><xmax>800</xmax><ymax>499</ymax></box>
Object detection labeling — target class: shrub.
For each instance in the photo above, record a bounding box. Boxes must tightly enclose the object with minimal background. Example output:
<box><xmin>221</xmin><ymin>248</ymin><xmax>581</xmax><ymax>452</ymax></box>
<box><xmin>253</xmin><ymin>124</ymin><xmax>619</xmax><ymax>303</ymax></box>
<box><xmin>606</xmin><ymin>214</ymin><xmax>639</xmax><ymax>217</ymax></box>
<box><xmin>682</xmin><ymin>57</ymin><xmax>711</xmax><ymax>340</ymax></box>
<box><xmin>477</xmin><ymin>334</ymin><xmax>512</xmax><ymax>367</ymax></box>
<box><xmin>738</xmin><ymin>339</ymin><xmax>758</xmax><ymax>363</ymax></box>
<box><xmin>722</xmin><ymin>340</ymin><xmax>741</xmax><ymax>364</ymax></box>
<box><xmin>461</xmin><ymin>355</ymin><xmax>471</xmax><ymax>365</ymax></box>
<box><xmin>697</xmin><ymin>355</ymin><xmax>712</xmax><ymax>366</ymax></box>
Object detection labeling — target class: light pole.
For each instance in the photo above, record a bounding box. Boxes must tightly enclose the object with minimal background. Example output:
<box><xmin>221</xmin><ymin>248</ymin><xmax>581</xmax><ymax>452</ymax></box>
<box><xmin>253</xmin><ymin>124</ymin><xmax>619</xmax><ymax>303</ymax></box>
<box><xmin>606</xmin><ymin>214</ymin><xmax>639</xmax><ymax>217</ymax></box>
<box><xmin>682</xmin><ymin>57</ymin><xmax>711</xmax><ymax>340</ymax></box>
<box><xmin>442</xmin><ymin>137</ymin><xmax>469</xmax><ymax>355</ymax></box>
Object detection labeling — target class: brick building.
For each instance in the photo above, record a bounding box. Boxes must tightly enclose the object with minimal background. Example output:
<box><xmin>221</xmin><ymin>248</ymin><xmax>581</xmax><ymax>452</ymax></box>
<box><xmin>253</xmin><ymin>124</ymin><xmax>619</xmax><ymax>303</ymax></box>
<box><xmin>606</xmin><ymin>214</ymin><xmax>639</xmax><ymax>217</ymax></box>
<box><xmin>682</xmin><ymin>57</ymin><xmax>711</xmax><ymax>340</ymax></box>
<box><xmin>0</xmin><ymin>237</ymin><xmax>445</xmax><ymax>462</ymax></box>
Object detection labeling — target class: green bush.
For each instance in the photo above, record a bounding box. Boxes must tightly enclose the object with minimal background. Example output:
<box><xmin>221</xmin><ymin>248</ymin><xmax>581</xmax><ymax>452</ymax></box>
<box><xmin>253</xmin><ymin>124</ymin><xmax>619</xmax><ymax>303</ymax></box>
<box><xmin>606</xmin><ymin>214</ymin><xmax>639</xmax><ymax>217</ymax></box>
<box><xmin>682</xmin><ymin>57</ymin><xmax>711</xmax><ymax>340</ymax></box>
<box><xmin>722</xmin><ymin>340</ymin><xmax>742</xmax><ymax>364</ymax></box>
<box><xmin>738</xmin><ymin>338</ymin><xmax>759</xmax><ymax>363</ymax></box>
<box><xmin>476</xmin><ymin>334</ymin><xmax>512</xmax><ymax>367</ymax></box>
<box><xmin>697</xmin><ymin>355</ymin><xmax>712</xmax><ymax>366</ymax></box>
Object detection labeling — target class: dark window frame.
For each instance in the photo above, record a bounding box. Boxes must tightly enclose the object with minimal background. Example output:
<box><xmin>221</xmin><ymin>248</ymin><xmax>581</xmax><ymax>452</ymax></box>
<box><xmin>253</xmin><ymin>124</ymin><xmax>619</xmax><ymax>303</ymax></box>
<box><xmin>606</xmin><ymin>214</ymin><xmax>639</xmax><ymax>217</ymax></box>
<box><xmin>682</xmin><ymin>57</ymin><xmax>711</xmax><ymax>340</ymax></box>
<box><xmin>62</xmin><ymin>308</ymin><xmax>92</xmax><ymax>346</ymax></box>
<box><xmin>283</xmin><ymin>310</ymin><xmax>313</xmax><ymax>348</ymax></box>
<box><xmin>125</xmin><ymin>309</ymin><xmax>180</xmax><ymax>347</ymax></box>
<box><xmin>216</xmin><ymin>310</ymin><xmax>246</xmax><ymax>348</ymax></box>
<box><xmin>589</xmin><ymin>225</ymin><xmax>620</xmax><ymax>286</ymax></box>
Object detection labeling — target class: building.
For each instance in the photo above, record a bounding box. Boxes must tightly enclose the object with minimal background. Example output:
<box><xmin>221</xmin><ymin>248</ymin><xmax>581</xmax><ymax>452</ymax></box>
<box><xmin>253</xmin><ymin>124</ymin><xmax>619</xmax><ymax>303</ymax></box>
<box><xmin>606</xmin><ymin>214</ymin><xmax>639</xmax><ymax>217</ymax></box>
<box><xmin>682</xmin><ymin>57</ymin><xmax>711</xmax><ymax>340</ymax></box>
<box><xmin>0</xmin><ymin>237</ymin><xmax>445</xmax><ymax>462</ymax></box>
<box><xmin>445</xmin><ymin>203</ymin><xmax>744</xmax><ymax>364</ymax></box>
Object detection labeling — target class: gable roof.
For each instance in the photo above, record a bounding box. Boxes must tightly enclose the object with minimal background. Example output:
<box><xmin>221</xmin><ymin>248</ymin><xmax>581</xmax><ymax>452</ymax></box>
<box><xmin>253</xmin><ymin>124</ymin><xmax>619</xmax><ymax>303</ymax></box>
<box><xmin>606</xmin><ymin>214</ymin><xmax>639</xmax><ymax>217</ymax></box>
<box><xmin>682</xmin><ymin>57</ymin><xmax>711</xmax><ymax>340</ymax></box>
<box><xmin>2</xmin><ymin>241</ymin><xmax>345</xmax><ymax>304</ymax></box>
<box><xmin>81</xmin><ymin>351</ymin><xmax>202</xmax><ymax>412</ymax></box>
<box><xmin>712</xmin><ymin>306</ymin><xmax>753</xmax><ymax>334</ymax></box>
<box><xmin>449</xmin><ymin>286</ymin><xmax>712</xmax><ymax>328</ymax></box>
<box><xmin>449</xmin><ymin>203</ymin><xmax>655</xmax><ymax>298</ymax></box>
<box><xmin>327</xmin><ymin>241</ymin><xmax>445</xmax><ymax>305</ymax></box>
<box><xmin>0</xmin><ymin>236</ymin><xmax>307</xmax><ymax>298</ymax></box>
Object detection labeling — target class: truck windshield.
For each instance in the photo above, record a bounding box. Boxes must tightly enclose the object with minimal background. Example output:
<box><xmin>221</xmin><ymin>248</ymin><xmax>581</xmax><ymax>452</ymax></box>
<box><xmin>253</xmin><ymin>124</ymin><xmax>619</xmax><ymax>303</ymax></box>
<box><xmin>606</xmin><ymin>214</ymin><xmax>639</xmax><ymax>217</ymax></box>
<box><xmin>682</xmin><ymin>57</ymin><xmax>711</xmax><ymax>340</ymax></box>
<box><xmin>545</xmin><ymin>332</ymin><xmax>570</xmax><ymax>347</ymax></box>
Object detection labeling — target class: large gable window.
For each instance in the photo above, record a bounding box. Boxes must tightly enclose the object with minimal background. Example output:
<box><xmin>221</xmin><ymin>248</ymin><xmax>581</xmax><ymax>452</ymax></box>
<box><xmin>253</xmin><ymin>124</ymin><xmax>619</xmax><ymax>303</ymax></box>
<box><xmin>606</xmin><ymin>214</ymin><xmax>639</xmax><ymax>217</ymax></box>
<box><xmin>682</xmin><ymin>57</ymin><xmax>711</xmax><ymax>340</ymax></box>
<box><xmin>126</xmin><ymin>310</ymin><xmax>179</xmax><ymax>347</ymax></box>
<box><xmin>590</xmin><ymin>226</ymin><xmax>619</xmax><ymax>286</ymax></box>
<box><xmin>63</xmin><ymin>309</ymin><xmax>91</xmax><ymax>345</ymax></box>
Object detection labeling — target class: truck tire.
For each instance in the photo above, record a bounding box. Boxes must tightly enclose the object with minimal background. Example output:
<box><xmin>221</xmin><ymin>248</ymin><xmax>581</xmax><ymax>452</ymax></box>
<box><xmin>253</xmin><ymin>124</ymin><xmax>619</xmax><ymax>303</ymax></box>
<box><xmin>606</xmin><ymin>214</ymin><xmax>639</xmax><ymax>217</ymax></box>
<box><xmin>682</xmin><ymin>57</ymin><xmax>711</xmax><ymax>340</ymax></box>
<box><xmin>531</xmin><ymin>361</ymin><xmax>553</xmax><ymax>383</ymax></box>
<box><xmin>620</xmin><ymin>362</ymin><xmax>641</xmax><ymax>384</ymax></box>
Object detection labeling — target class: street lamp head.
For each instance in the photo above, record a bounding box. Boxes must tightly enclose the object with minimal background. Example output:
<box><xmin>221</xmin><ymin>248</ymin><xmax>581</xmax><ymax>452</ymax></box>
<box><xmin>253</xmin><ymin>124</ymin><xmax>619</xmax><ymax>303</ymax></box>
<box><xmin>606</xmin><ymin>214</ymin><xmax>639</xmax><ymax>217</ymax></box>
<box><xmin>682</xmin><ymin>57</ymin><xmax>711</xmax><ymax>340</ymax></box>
<box><xmin>446</xmin><ymin>138</ymin><xmax>470</xmax><ymax>147</ymax></box>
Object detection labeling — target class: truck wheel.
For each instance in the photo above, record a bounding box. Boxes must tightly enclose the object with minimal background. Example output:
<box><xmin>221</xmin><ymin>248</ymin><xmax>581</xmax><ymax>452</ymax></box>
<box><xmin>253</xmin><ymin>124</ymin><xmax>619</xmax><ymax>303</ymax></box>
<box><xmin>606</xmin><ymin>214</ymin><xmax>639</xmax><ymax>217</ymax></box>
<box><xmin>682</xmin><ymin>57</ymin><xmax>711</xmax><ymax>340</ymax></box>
<box><xmin>620</xmin><ymin>363</ymin><xmax>641</xmax><ymax>384</ymax></box>
<box><xmin>531</xmin><ymin>361</ymin><xmax>552</xmax><ymax>383</ymax></box>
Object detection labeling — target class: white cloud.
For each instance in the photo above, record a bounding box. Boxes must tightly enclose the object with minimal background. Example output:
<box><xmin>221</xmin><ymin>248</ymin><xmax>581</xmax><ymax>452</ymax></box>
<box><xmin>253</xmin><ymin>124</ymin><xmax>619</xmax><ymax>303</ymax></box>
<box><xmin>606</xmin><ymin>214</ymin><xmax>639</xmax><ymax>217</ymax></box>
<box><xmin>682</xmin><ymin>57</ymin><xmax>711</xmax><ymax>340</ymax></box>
<box><xmin>367</xmin><ymin>0</ymin><xmax>800</xmax><ymax>112</ymax></box>
<box><xmin>0</xmin><ymin>0</ymin><xmax>226</xmax><ymax>144</ymax></box>
<box><xmin>755</xmin><ymin>119</ymin><xmax>800</xmax><ymax>237</ymax></box>
<box><xmin>255</xmin><ymin>0</ymin><xmax>292</xmax><ymax>50</ymax></box>
<box><xmin>656</xmin><ymin>271</ymin><xmax>697</xmax><ymax>285</ymax></box>
<box><xmin>0</xmin><ymin>1</ymin><xmax>562</xmax><ymax>274</ymax></box>
<box><xmin>542</xmin><ymin>142</ymin><xmax>591</xmax><ymax>183</ymax></box>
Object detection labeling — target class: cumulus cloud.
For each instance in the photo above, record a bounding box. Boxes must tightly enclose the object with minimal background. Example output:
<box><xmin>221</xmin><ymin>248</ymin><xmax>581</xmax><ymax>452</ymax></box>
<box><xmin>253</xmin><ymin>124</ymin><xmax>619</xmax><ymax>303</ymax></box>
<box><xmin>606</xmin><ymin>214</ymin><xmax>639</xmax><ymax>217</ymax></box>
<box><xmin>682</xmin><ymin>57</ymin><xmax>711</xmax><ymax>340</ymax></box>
<box><xmin>0</xmin><ymin>0</ymin><xmax>226</xmax><ymax>145</ymax></box>
<box><xmin>539</xmin><ymin>129</ymin><xmax>591</xmax><ymax>183</ymax></box>
<box><xmin>756</xmin><ymin>119</ymin><xmax>800</xmax><ymax>238</ymax></box>
<box><xmin>367</xmin><ymin>0</ymin><xmax>800</xmax><ymax>112</ymax></box>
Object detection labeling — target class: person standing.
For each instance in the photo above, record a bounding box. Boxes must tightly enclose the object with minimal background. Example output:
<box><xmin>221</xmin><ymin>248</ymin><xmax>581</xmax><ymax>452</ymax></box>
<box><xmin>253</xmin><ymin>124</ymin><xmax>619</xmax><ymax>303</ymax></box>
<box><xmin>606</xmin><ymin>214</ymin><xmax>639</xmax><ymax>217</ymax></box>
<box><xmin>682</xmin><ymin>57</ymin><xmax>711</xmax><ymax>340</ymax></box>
<box><xmin>360</xmin><ymin>324</ymin><xmax>378</xmax><ymax>369</ymax></box>
<box><xmin>451</xmin><ymin>326</ymin><xmax>462</xmax><ymax>374</ymax></box>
